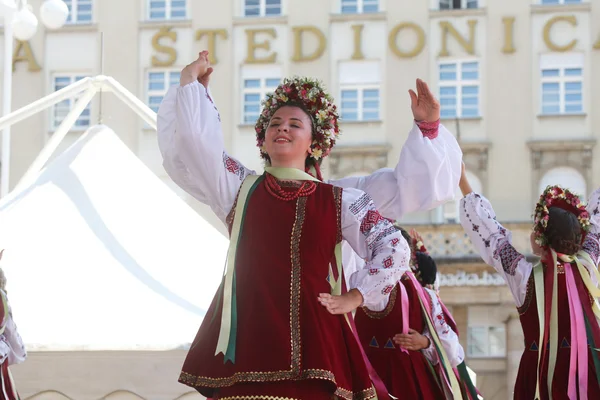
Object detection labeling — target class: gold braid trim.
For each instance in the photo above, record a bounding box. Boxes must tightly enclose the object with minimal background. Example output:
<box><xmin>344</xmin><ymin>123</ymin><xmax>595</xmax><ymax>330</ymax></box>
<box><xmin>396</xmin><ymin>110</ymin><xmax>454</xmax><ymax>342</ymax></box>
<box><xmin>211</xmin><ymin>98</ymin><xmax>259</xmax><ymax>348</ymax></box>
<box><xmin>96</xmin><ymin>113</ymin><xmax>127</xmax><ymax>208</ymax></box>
<box><xmin>333</xmin><ymin>186</ymin><xmax>343</xmax><ymax>244</ymax></box>
<box><xmin>517</xmin><ymin>273</ymin><xmax>534</xmax><ymax>316</ymax></box>
<box><xmin>360</xmin><ymin>284</ymin><xmax>398</xmax><ymax>319</ymax></box>
<box><xmin>289</xmin><ymin>196</ymin><xmax>306</xmax><ymax>374</ymax></box>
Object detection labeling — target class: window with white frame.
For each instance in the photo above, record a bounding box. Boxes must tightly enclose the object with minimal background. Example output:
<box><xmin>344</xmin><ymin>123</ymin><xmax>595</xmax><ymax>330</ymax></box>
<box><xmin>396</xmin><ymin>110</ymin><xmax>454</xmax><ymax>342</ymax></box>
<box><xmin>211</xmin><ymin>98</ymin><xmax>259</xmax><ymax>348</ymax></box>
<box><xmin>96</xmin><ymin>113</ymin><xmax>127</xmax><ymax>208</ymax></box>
<box><xmin>540</xmin><ymin>0</ymin><xmax>582</xmax><ymax>5</ymax></box>
<box><xmin>339</xmin><ymin>61</ymin><xmax>381</xmax><ymax>122</ymax></box>
<box><xmin>147</xmin><ymin>70</ymin><xmax>181</xmax><ymax>114</ymax></box>
<box><xmin>540</xmin><ymin>54</ymin><xmax>584</xmax><ymax>115</ymax></box>
<box><xmin>538</xmin><ymin>167</ymin><xmax>587</xmax><ymax>198</ymax></box>
<box><xmin>64</xmin><ymin>0</ymin><xmax>93</xmax><ymax>24</ymax></box>
<box><xmin>467</xmin><ymin>325</ymin><xmax>506</xmax><ymax>358</ymax></box>
<box><xmin>439</xmin><ymin>0</ymin><xmax>478</xmax><ymax>9</ymax></box>
<box><xmin>439</xmin><ymin>61</ymin><xmax>480</xmax><ymax>119</ymax></box>
<box><xmin>52</xmin><ymin>74</ymin><xmax>91</xmax><ymax>130</ymax></box>
<box><xmin>244</xmin><ymin>0</ymin><xmax>282</xmax><ymax>17</ymax></box>
<box><xmin>242</xmin><ymin>75</ymin><xmax>280</xmax><ymax>124</ymax></box>
<box><xmin>148</xmin><ymin>0</ymin><xmax>187</xmax><ymax>20</ymax></box>
<box><xmin>340</xmin><ymin>88</ymin><xmax>380</xmax><ymax>121</ymax></box>
<box><xmin>341</xmin><ymin>0</ymin><xmax>379</xmax><ymax>13</ymax></box>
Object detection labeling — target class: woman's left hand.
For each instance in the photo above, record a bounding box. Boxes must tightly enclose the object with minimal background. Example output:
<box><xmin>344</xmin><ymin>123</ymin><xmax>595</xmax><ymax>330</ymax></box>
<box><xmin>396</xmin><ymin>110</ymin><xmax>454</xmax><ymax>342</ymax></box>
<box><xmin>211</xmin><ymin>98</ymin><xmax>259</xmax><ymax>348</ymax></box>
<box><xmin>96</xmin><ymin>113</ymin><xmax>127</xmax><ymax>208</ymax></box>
<box><xmin>393</xmin><ymin>328</ymin><xmax>430</xmax><ymax>351</ymax></box>
<box><xmin>409</xmin><ymin>79</ymin><xmax>440</xmax><ymax>122</ymax></box>
<box><xmin>318</xmin><ymin>289</ymin><xmax>364</xmax><ymax>315</ymax></box>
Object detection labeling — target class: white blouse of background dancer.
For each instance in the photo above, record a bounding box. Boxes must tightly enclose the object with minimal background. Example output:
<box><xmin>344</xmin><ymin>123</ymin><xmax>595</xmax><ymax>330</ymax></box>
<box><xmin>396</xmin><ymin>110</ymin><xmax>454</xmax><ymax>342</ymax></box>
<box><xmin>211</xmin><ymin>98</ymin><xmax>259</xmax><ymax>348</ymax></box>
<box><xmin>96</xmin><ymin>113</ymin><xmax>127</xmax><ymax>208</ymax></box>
<box><xmin>0</xmin><ymin>269</ymin><xmax>26</xmax><ymax>368</ymax></box>
<box><xmin>346</xmin><ymin>252</ymin><xmax>465</xmax><ymax>368</ymax></box>
<box><xmin>459</xmin><ymin>183</ymin><xmax>600</xmax><ymax>309</ymax></box>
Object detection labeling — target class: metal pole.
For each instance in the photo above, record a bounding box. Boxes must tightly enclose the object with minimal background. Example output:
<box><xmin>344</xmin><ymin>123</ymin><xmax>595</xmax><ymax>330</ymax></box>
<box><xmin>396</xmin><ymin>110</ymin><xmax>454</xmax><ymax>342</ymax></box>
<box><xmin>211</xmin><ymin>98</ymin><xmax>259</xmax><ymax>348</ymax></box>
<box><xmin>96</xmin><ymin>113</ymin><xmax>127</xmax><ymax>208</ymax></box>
<box><xmin>105</xmin><ymin>77</ymin><xmax>158</xmax><ymax>129</ymax></box>
<box><xmin>0</xmin><ymin>77</ymin><xmax>92</xmax><ymax>131</ymax></box>
<box><xmin>14</xmin><ymin>86</ymin><xmax>98</xmax><ymax>192</ymax></box>
<box><xmin>1</xmin><ymin>11</ymin><xmax>14</xmax><ymax>197</ymax></box>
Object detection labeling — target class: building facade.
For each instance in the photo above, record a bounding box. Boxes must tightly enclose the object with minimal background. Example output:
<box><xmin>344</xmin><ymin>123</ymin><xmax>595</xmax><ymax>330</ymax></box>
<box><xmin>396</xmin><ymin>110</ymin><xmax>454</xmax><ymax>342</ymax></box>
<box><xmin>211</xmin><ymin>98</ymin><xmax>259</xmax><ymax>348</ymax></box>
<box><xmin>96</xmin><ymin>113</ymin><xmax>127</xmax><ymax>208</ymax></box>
<box><xmin>1</xmin><ymin>0</ymin><xmax>600</xmax><ymax>399</ymax></box>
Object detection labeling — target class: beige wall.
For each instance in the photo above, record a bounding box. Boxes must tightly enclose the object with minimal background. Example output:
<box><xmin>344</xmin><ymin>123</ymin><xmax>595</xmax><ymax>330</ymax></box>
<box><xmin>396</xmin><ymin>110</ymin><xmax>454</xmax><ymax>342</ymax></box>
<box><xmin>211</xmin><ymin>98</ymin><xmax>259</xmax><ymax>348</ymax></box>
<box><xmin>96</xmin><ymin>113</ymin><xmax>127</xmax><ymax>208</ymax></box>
<box><xmin>1</xmin><ymin>1</ymin><xmax>597</xmax><ymax>226</ymax></box>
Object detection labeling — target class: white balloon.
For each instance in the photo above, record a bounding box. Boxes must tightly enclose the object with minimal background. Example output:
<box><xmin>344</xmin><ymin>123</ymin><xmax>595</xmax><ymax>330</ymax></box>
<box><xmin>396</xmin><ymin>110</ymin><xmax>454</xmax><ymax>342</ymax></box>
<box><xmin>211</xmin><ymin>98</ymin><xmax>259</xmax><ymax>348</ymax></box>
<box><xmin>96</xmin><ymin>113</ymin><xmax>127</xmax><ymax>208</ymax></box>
<box><xmin>40</xmin><ymin>0</ymin><xmax>69</xmax><ymax>30</ymax></box>
<box><xmin>12</xmin><ymin>7</ymin><xmax>38</xmax><ymax>41</ymax></box>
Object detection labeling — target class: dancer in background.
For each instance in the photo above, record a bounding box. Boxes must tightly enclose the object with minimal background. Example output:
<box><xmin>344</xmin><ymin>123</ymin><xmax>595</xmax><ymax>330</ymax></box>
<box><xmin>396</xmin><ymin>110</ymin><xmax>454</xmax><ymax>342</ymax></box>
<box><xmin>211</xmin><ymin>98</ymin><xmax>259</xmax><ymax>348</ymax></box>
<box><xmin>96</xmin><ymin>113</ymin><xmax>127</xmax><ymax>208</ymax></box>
<box><xmin>350</xmin><ymin>225</ymin><xmax>464</xmax><ymax>399</ymax></box>
<box><xmin>394</xmin><ymin>228</ymin><xmax>481</xmax><ymax>400</ymax></box>
<box><xmin>0</xmin><ymin>251</ymin><xmax>27</xmax><ymax>400</ymax></box>
<box><xmin>458</xmin><ymin>163</ymin><xmax>600</xmax><ymax>399</ymax></box>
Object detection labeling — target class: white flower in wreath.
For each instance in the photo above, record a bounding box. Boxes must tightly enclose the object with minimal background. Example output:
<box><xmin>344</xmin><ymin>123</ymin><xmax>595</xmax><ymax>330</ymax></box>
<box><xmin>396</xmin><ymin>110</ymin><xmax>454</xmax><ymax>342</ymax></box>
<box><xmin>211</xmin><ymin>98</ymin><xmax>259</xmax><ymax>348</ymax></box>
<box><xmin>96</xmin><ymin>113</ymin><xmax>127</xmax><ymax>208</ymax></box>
<box><xmin>311</xmin><ymin>148</ymin><xmax>323</xmax><ymax>159</ymax></box>
<box><xmin>316</xmin><ymin>109</ymin><xmax>328</xmax><ymax>123</ymax></box>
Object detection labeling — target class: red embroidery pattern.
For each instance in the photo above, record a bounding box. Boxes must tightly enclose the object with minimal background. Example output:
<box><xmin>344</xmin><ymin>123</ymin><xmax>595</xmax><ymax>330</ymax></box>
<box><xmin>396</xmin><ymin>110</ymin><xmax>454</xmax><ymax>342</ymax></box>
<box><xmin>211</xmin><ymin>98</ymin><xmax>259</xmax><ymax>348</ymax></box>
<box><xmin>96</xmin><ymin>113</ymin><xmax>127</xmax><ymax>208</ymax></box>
<box><xmin>416</xmin><ymin>119</ymin><xmax>440</xmax><ymax>140</ymax></box>
<box><xmin>391</xmin><ymin>238</ymin><xmax>400</xmax><ymax>247</ymax></box>
<box><xmin>222</xmin><ymin>153</ymin><xmax>246</xmax><ymax>181</ymax></box>
<box><xmin>360</xmin><ymin>210</ymin><xmax>385</xmax><ymax>234</ymax></box>
<box><xmin>493</xmin><ymin>239</ymin><xmax>524</xmax><ymax>276</ymax></box>
<box><xmin>368</xmin><ymin>269</ymin><xmax>379</xmax><ymax>276</ymax></box>
<box><xmin>382</xmin><ymin>285</ymin><xmax>394</xmax><ymax>295</ymax></box>
<box><xmin>382</xmin><ymin>256</ymin><xmax>394</xmax><ymax>269</ymax></box>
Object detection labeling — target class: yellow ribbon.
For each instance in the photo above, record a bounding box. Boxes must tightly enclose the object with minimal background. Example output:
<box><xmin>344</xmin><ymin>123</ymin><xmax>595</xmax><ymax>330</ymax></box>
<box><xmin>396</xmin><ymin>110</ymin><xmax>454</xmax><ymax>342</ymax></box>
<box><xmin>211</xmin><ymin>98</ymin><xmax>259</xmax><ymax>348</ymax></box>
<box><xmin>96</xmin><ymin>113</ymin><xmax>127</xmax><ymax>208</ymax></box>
<box><xmin>533</xmin><ymin>262</ymin><xmax>545</xmax><ymax>400</ymax></box>
<box><xmin>216</xmin><ymin>168</ymin><xmax>320</xmax><ymax>359</ymax></box>
<box><xmin>410</xmin><ymin>272</ymin><xmax>463</xmax><ymax>399</ymax></box>
<box><xmin>215</xmin><ymin>175</ymin><xmax>260</xmax><ymax>358</ymax></box>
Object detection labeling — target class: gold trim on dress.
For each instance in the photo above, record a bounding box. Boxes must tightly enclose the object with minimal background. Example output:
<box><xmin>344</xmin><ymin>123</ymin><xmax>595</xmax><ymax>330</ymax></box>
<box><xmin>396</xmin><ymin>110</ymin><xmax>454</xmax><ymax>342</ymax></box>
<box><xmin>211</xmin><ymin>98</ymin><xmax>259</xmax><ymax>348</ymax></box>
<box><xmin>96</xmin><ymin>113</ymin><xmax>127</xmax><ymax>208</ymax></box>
<box><xmin>289</xmin><ymin>196</ymin><xmax>307</xmax><ymax>374</ymax></box>
<box><xmin>517</xmin><ymin>274</ymin><xmax>534</xmax><ymax>316</ymax></box>
<box><xmin>360</xmin><ymin>285</ymin><xmax>398</xmax><ymax>319</ymax></box>
<box><xmin>180</xmin><ymin>195</ymin><xmax>375</xmax><ymax>400</ymax></box>
<box><xmin>333</xmin><ymin>186</ymin><xmax>343</xmax><ymax>244</ymax></box>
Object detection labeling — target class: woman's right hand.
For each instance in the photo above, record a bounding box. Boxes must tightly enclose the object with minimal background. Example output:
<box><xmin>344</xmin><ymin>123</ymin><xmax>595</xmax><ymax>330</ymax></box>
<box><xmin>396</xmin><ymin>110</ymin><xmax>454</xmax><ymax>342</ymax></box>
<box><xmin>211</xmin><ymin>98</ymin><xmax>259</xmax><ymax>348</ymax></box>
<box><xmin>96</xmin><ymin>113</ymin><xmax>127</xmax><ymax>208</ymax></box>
<box><xmin>458</xmin><ymin>161</ymin><xmax>473</xmax><ymax>196</ymax></box>
<box><xmin>180</xmin><ymin>51</ymin><xmax>214</xmax><ymax>87</ymax></box>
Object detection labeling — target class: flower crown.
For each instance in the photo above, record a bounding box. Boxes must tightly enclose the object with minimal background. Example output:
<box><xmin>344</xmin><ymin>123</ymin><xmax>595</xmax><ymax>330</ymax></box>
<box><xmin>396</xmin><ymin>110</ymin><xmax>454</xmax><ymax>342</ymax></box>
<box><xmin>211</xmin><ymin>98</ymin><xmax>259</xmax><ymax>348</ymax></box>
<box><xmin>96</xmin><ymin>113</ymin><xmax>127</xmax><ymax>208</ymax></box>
<box><xmin>255</xmin><ymin>77</ymin><xmax>340</xmax><ymax>161</ymax></box>
<box><xmin>533</xmin><ymin>185</ymin><xmax>591</xmax><ymax>248</ymax></box>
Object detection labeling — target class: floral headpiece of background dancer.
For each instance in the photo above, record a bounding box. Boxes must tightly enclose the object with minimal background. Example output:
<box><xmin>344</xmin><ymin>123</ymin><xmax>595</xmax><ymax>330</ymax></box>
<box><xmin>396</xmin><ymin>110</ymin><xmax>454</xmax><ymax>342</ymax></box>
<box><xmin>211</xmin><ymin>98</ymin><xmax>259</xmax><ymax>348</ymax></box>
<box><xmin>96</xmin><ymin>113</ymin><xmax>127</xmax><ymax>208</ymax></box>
<box><xmin>530</xmin><ymin>185</ymin><xmax>599</xmax><ymax>398</ymax></box>
<box><xmin>532</xmin><ymin>185</ymin><xmax>591</xmax><ymax>256</ymax></box>
<box><xmin>255</xmin><ymin>77</ymin><xmax>340</xmax><ymax>181</ymax></box>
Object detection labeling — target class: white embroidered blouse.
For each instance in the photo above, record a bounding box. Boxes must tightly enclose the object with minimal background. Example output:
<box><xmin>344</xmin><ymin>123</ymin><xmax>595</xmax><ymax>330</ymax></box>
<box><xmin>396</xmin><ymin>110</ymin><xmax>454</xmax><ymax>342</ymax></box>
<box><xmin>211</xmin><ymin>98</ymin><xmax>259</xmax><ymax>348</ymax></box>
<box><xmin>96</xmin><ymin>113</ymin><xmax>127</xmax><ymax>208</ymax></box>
<box><xmin>158</xmin><ymin>81</ymin><xmax>427</xmax><ymax>308</ymax></box>
<box><xmin>459</xmin><ymin>189</ymin><xmax>600</xmax><ymax>308</ymax></box>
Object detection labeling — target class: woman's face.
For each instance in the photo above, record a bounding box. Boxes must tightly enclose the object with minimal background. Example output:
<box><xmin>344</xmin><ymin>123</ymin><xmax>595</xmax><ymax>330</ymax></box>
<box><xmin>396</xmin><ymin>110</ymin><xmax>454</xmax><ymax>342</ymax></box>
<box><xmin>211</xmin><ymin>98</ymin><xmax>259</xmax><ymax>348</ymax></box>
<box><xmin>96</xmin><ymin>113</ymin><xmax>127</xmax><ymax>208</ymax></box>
<box><xmin>264</xmin><ymin>106</ymin><xmax>313</xmax><ymax>166</ymax></box>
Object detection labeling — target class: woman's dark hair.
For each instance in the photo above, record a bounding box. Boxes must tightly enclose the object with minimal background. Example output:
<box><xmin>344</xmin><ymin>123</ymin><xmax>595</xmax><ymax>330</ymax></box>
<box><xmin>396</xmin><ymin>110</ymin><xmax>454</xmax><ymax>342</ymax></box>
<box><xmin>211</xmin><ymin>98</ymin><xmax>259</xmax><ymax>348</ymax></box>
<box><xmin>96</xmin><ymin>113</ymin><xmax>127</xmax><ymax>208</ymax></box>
<box><xmin>545</xmin><ymin>206</ymin><xmax>583</xmax><ymax>255</ymax></box>
<box><xmin>398</xmin><ymin>227</ymin><xmax>411</xmax><ymax>244</ymax></box>
<box><xmin>415</xmin><ymin>252</ymin><xmax>437</xmax><ymax>285</ymax></box>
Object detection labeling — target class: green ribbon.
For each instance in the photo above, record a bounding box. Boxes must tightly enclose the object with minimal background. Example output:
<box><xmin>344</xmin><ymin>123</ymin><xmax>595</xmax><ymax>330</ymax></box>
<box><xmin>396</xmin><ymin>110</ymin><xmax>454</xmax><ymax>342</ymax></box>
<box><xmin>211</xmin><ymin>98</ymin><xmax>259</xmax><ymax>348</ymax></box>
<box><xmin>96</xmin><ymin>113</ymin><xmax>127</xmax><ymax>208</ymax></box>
<box><xmin>215</xmin><ymin>168</ymin><xmax>320</xmax><ymax>364</ymax></box>
<box><xmin>533</xmin><ymin>262</ymin><xmax>545</xmax><ymax>400</ymax></box>
<box><xmin>214</xmin><ymin>174</ymin><xmax>262</xmax><ymax>363</ymax></box>
<box><xmin>413</xmin><ymin>274</ymin><xmax>463</xmax><ymax>399</ymax></box>
<box><xmin>457</xmin><ymin>361</ymin><xmax>479</xmax><ymax>399</ymax></box>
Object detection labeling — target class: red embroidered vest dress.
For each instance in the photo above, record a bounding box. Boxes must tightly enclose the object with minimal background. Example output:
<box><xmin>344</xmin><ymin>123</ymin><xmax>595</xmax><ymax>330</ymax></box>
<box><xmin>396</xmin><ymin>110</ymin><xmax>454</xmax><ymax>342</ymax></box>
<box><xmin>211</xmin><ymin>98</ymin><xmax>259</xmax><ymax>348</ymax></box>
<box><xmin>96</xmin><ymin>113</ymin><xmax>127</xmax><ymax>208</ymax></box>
<box><xmin>514</xmin><ymin>264</ymin><xmax>600</xmax><ymax>400</ymax></box>
<box><xmin>178</xmin><ymin>177</ymin><xmax>377</xmax><ymax>400</ymax></box>
<box><xmin>354</xmin><ymin>277</ymin><xmax>445</xmax><ymax>399</ymax></box>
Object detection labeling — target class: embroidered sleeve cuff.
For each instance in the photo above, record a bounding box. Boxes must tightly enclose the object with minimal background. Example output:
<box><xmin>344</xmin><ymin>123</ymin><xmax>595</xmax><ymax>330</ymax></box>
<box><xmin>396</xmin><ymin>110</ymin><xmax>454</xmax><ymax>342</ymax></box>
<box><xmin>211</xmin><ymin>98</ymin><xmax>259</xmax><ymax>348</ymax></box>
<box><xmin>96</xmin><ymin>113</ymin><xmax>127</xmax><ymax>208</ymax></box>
<box><xmin>415</xmin><ymin>119</ymin><xmax>440</xmax><ymax>140</ymax></box>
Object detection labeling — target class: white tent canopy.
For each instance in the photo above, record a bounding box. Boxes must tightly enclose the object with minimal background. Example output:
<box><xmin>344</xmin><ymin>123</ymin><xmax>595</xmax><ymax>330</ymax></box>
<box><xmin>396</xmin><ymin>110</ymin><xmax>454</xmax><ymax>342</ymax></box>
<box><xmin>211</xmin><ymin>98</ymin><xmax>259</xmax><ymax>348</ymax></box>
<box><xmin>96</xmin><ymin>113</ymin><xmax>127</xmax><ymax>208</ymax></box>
<box><xmin>0</xmin><ymin>124</ymin><xmax>228</xmax><ymax>350</ymax></box>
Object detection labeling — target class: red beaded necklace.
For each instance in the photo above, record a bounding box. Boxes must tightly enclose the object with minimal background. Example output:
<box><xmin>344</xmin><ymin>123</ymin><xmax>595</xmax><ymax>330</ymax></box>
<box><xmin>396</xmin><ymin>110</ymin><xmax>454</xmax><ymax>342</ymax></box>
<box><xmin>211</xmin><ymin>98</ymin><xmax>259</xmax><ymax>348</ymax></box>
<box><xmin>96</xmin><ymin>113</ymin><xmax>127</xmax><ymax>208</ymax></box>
<box><xmin>265</xmin><ymin>173</ymin><xmax>317</xmax><ymax>201</ymax></box>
